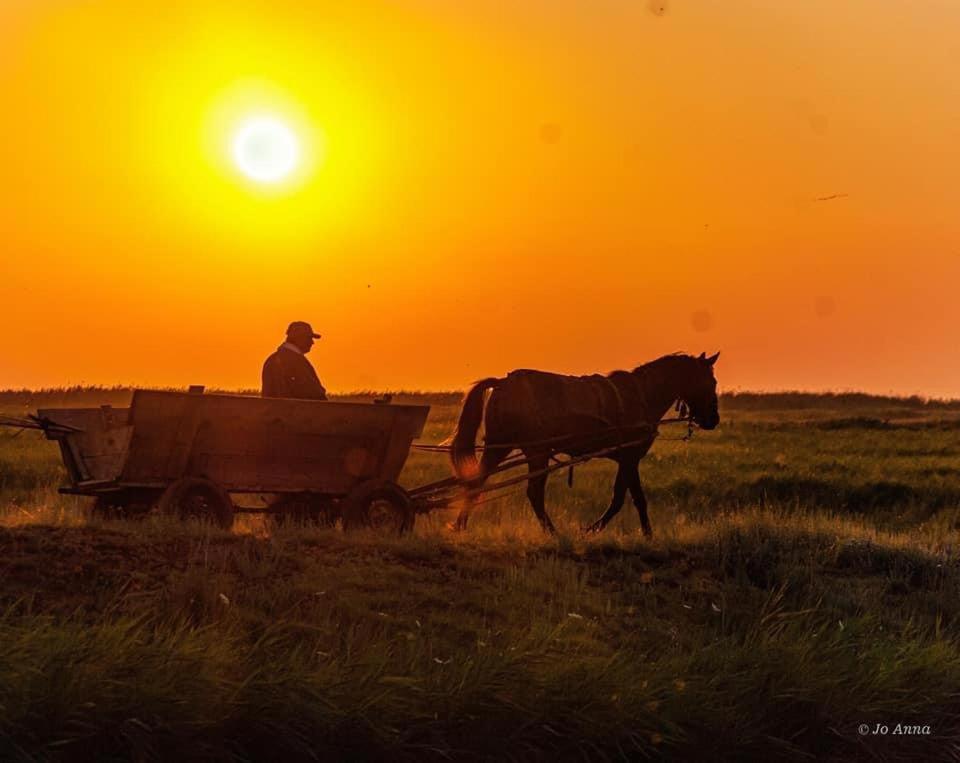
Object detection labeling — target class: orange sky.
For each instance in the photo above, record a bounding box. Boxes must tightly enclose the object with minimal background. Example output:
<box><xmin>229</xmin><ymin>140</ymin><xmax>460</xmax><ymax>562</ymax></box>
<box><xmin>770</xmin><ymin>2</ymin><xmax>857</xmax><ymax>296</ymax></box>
<box><xmin>1</xmin><ymin>0</ymin><xmax>959</xmax><ymax>396</ymax></box>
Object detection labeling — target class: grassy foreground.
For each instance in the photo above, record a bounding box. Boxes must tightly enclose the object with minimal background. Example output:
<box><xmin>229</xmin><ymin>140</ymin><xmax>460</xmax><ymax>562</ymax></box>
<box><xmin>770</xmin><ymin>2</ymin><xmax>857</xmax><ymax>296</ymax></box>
<box><xmin>2</xmin><ymin>389</ymin><xmax>960</xmax><ymax>761</ymax></box>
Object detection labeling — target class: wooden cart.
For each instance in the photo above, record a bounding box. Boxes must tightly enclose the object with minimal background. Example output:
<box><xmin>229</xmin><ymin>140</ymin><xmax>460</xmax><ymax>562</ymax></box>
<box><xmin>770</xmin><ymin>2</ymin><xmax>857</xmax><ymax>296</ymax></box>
<box><xmin>38</xmin><ymin>389</ymin><xmax>430</xmax><ymax>532</ymax></box>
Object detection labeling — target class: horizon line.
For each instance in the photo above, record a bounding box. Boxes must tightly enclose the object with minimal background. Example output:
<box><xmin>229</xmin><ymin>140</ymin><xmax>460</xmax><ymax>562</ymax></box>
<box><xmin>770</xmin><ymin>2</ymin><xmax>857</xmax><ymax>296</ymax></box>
<box><xmin>1</xmin><ymin>385</ymin><xmax>959</xmax><ymax>405</ymax></box>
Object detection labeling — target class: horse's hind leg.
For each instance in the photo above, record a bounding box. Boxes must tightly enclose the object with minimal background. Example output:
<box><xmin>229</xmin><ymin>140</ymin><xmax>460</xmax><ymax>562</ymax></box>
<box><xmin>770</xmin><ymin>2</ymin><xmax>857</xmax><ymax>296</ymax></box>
<box><xmin>584</xmin><ymin>459</ymin><xmax>630</xmax><ymax>534</ymax></box>
<box><xmin>525</xmin><ymin>453</ymin><xmax>556</xmax><ymax>534</ymax></box>
<box><xmin>452</xmin><ymin>446</ymin><xmax>511</xmax><ymax>531</ymax></box>
<box><xmin>453</xmin><ymin>492</ymin><xmax>476</xmax><ymax>531</ymax></box>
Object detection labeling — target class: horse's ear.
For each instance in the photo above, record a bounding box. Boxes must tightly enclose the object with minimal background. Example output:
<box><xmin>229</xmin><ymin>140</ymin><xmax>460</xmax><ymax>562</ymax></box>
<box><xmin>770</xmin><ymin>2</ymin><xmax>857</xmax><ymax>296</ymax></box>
<box><xmin>697</xmin><ymin>351</ymin><xmax>706</xmax><ymax>361</ymax></box>
<box><xmin>706</xmin><ymin>351</ymin><xmax>720</xmax><ymax>366</ymax></box>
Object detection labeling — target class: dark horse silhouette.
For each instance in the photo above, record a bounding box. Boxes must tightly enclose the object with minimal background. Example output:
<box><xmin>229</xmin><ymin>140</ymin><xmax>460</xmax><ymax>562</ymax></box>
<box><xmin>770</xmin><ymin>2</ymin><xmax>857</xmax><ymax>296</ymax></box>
<box><xmin>450</xmin><ymin>352</ymin><xmax>720</xmax><ymax>534</ymax></box>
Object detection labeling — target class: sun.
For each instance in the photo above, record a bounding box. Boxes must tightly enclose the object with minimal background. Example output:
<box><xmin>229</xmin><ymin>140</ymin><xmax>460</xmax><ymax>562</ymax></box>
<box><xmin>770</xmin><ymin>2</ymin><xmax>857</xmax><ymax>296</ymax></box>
<box><xmin>231</xmin><ymin>116</ymin><xmax>301</xmax><ymax>184</ymax></box>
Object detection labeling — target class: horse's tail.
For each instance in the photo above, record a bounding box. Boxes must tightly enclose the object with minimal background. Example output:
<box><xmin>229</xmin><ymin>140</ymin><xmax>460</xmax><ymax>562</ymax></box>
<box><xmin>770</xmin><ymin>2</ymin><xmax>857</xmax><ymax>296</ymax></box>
<box><xmin>450</xmin><ymin>377</ymin><xmax>501</xmax><ymax>481</ymax></box>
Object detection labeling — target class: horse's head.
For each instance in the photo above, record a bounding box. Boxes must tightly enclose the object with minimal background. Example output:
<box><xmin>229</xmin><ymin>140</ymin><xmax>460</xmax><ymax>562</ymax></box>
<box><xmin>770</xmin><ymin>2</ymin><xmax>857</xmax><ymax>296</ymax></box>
<box><xmin>683</xmin><ymin>352</ymin><xmax>720</xmax><ymax>430</ymax></box>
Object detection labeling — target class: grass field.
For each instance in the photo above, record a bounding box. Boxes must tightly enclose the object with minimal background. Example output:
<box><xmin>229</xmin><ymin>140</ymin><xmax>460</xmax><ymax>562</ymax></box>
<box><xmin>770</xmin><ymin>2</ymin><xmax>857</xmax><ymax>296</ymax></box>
<box><xmin>2</xmin><ymin>388</ymin><xmax>960</xmax><ymax>761</ymax></box>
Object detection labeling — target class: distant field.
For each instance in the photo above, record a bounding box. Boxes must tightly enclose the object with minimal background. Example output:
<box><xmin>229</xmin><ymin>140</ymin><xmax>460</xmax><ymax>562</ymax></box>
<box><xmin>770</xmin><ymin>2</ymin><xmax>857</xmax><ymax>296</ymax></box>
<box><xmin>2</xmin><ymin>388</ymin><xmax>960</xmax><ymax>761</ymax></box>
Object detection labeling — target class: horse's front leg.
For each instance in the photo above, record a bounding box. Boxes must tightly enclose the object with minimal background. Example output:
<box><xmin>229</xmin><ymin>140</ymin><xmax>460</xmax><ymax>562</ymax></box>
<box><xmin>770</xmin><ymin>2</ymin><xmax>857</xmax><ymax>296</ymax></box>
<box><xmin>584</xmin><ymin>458</ymin><xmax>630</xmax><ymax>534</ymax></box>
<box><xmin>627</xmin><ymin>464</ymin><xmax>653</xmax><ymax>538</ymax></box>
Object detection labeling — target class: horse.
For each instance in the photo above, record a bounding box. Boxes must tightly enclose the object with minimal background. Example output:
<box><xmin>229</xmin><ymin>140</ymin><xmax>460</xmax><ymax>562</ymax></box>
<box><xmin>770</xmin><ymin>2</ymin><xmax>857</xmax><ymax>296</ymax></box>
<box><xmin>449</xmin><ymin>352</ymin><xmax>720</xmax><ymax>535</ymax></box>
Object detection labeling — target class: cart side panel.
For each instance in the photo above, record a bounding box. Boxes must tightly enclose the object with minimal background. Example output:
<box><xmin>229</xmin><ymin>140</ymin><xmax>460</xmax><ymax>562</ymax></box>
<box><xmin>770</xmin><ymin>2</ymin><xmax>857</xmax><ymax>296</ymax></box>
<box><xmin>120</xmin><ymin>391</ymin><xmax>429</xmax><ymax>492</ymax></box>
<box><xmin>188</xmin><ymin>424</ymin><xmax>393</xmax><ymax>493</ymax></box>
<box><xmin>118</xmin><ymin>393</ymin><xmax>193</xmax><ymax>482</ymax></box>
<box><xmin>37</xmin><ymin>407</ymin><xmax>133</xmax><ymax>485</ymax></box>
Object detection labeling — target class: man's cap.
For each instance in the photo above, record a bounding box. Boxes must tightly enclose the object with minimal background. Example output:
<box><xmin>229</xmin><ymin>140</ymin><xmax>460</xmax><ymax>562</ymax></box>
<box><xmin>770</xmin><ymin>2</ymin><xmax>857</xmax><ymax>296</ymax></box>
<box><xmin>286</xmin><ymin>321</ymin><xmax>321</xmax><ymax>339</ymax></box>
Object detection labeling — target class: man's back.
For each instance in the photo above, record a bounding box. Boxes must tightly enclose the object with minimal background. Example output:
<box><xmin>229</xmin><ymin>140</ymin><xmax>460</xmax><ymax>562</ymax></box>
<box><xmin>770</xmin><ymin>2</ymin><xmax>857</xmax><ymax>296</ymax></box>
<box><xmin>262</xmin><ymin>345</ymin><xmax>327</xmax><ymax>400</ymax></box>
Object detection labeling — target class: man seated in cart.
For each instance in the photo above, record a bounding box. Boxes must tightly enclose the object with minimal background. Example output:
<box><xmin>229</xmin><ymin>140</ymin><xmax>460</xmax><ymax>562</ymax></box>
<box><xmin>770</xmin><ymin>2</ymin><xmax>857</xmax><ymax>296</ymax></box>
<box><xmin>261</xmin><ymin>321</ymin><xmax>328</xmax><ymax>400</ymax></box>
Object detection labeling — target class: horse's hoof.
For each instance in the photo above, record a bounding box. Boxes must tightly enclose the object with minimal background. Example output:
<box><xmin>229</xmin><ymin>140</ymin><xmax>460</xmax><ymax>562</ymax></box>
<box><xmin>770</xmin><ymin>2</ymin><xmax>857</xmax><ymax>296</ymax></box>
<box><xmin>447</xmin><ymin>521</ymin><xmax>466</xmax><ymax>532</ymax></box>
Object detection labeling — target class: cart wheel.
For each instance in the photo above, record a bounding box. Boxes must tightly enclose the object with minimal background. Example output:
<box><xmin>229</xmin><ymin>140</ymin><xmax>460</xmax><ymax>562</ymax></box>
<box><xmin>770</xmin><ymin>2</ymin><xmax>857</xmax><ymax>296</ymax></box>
<box><xmin>91</xmin><ymin>489</ymin><xmax>161</xmax><ymax>521</ymax></box>
<box><xmin>269</xmin><ymin>494</ymin><xmax>339</xmax><ymax>528</ymax></box>
<box><xmin>341</xmin><ymin>480</ymin><xmax>415</xmax><ymax>535</ymax></box>
<box><xmin>157</xmin><ymin>477</ymin><xmax>234</xmax><ymax>529</ymax></box>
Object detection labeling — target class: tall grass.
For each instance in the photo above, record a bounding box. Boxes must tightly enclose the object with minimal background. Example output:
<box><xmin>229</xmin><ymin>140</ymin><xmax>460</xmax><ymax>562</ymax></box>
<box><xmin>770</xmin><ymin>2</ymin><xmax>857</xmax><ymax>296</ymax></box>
<box><xmin>2</xmin><ymin>512</ymin><xmax>960</xmax><ymax>760</ymax></box>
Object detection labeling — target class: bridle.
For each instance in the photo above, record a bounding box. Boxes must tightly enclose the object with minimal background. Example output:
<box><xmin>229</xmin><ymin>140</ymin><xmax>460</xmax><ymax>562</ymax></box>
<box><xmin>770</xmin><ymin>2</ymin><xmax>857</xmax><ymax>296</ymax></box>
<box><xmin>673</xmin><ymin>399</ymin><xmax>697</xmax><ymax>442</ymax></box>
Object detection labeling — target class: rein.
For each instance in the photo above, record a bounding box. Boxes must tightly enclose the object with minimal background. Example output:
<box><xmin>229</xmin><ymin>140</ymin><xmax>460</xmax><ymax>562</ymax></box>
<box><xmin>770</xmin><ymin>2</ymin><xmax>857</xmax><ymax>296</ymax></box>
<box><xmin>412</xmin><ymin>412</ymin><xmax>698</xmax><ymax>454</ymax></box>
<box><xmin>0</xmin><ymin>415</ymin><xmax>82</xmax><ymax>435</ymax></box>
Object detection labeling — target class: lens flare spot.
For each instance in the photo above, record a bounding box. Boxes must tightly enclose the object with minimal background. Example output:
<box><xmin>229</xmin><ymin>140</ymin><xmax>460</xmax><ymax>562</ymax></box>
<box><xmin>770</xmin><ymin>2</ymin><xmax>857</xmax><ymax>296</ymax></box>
<box><xmin>691</xmin><ymin>310</ymin><xmax>713</xmax><ymax>332</ymax></box>
<box><xmin>539</xmin><ymin>122</ymin><xmax>564</xmax><ymax>144</ymax></box>
<box><xmin>814</xmin><ymin>295</ymin><xmax>836</xmax><ymax>318</ymax></box>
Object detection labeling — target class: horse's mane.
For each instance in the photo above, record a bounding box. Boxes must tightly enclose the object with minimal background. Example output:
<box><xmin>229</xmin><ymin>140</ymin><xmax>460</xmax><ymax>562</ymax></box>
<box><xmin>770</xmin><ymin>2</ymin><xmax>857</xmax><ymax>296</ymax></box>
<box><xmin>627</xmin><ymin>352</ymin><xmax>695</xmax><ymax>376</ymax></box>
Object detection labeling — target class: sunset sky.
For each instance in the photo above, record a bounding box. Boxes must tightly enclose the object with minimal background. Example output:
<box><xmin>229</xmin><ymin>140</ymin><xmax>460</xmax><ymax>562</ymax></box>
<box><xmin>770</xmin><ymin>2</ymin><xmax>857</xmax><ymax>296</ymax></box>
<box><xmin>2</xmin><ymin>0</ymin><xmax>958</xmax><ymax>396</ymax></box>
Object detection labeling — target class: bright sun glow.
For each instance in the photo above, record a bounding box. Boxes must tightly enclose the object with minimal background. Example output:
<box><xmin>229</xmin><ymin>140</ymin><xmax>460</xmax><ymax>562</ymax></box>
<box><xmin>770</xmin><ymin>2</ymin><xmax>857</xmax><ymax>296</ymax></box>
<box><xmin>231</xmin><ymin>116</ymin><xmax>300</xmax><ymax>183</ymax></box>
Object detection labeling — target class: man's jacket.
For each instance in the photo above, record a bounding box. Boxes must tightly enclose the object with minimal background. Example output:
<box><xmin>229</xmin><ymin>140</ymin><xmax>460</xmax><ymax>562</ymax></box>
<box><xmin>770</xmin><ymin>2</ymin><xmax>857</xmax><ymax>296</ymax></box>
<box><xmin>261</xmin><ymin>345</ymin><xmax>328</xmax><ymax>400</ymax></box>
